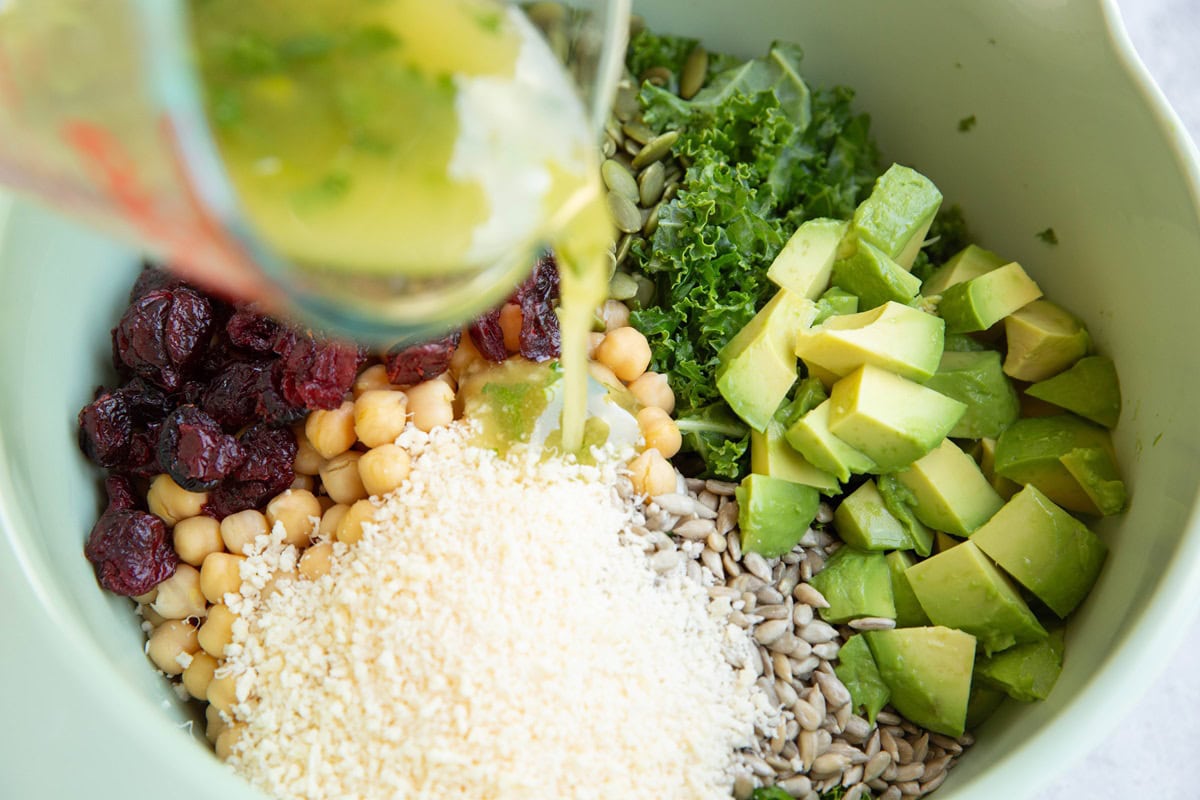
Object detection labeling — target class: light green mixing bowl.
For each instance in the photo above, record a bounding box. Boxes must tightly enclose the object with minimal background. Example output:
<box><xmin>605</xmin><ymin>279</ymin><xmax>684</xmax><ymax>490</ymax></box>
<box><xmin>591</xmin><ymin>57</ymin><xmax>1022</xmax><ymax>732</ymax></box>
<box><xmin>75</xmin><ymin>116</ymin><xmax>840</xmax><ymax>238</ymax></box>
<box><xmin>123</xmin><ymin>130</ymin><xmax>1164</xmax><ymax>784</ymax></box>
<box><xmin>2</xmin><ymin>1</ymin><xmax>1199</xmax><ymax>798</ymax></box>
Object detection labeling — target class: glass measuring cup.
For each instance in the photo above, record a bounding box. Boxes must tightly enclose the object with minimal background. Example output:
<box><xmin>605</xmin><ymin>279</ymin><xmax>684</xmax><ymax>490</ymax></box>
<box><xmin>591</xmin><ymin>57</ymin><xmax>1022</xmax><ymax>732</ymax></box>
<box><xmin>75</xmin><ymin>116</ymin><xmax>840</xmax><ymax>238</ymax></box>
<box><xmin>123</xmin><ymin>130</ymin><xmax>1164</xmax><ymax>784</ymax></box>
<box><xmin>0</xmin><ymin>0</ymin><xmax>629</xmax><ymax>342</ymax></box>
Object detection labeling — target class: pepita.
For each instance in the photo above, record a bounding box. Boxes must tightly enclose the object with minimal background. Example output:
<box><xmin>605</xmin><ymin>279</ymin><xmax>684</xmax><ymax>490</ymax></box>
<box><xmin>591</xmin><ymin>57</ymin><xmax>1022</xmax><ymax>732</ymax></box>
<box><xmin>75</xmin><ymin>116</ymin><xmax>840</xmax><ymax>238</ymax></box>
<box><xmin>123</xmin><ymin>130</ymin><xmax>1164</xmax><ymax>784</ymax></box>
<box><xmin>607</xmin><ymin>191</ymin><xmax>643</xmax><ymax>234</ymax></box>
<box><xmin>679</xmin><ymin>45</ymin><xmax>709</xmax><ymax>100</ymax></box>
<box><xmin>638</xmin><ymin>161</ymin><xmax>666</xmax><ymax>206</ymax></box>
<box><xmin>601</xmin><ymin>159</ymin><xmax>639</xmax><ymax>203</ymax></box>
<box><xmin>632</xmin><ymin>130</ymin><xmax>679</xmax><ymax>170</ymax></box>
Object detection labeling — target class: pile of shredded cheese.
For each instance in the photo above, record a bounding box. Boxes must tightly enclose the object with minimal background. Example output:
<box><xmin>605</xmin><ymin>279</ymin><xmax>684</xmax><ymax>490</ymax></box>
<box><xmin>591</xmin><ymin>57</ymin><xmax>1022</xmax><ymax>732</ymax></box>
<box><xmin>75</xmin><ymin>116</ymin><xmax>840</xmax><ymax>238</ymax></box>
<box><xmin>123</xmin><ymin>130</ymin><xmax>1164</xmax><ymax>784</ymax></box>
<box><xmin>220</xmin><ymin>424</ymin><xmax>765</xmax><ymax>800</ymax></box>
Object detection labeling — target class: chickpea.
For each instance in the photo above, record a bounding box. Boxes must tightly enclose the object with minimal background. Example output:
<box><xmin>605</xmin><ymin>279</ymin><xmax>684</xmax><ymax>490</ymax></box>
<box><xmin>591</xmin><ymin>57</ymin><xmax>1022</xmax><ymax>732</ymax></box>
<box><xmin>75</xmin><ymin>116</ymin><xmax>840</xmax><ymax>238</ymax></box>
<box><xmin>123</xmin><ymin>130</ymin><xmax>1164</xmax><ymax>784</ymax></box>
<box><xmin>598</xmin><ymin>299</ymin><xmax>631</xmax><ymax>331</ymax></box>
<box><xmin>627</xmin><ymin>371</ymin><xmax>675</xmax><ymax>415</ymax></box>
<box><xmin>182</xmin><ymin>651</ymin><xmax>219</xmax><ymax>701</ymax></box>
<box><xmin>205</xmin><ymin>703</ymin><xmax>228</xmax><ymax>743</ymax></box>
<box><xmin>316</xmin><ymin>494</ymin><xmax>335</xmax><ymax>513</ymax></box>
<box><xmin>220</xmin><ymin>509</ymin><xmax>269</xmax><ymax>556</ymax></box>
<box><xmin>207</xmin><ymin>671</ymin><xmax>239</xmax><ymax>716</ymax></box>
<box><xmin>292</xmin><ymin>428</ymin><xmax>324</xmax><ymax>476</ymax></box>
<box><xmin>133</xmin><ymin>587</ymin><xmax>158</xmax><ymax>605</ymax></box>
<box><xmin>448</xmin><ymin>329</ymin><xmax>484</xmax><ymax>380</ymax></box>
<box><xmin>336</xmin><ymin>499</ymin><xmax>377</xmax><ymax>545</ymax></box>
<box><xmin>151</xmin><ymin>564</ymin><xmax>207</xmax><ymax>620</ymax></box>
<box><xmin>172</xmin><ymin>516</ymin><xmax>224</xmax><ymax>567</ymax></box>
<box><xmin>147</xmin><ymin>620</ymin><xmax>200</xmax><ymax>675</ymax></box>
<box><xmin>498</xmin><ymin>302</ymin><xmax>523</xmax><ymax>353</ymax></box>
<box><xmin>594</xmin><ymin>326</ymin><xmax>652</xmax><ymax>383</ymax></box>
<box><xmin>299</xmin><ymin>541</ymin><xmax>335</xmax><ymax>580</ymax></box>
<box><xmin>636</xmin><ymin>406</ymin><xmax>682</xmax><ymax>458</ymax></box>
<box><xmin>266</xmin><ymin>489</ymin><xmax>322</xmax><ymax>548</ymax></box>
<box><xmin>354</xmin><ymin>389</ymin><xmax>409</xmax><ymax>448</ymax></box>
<box><xmin>198</xmin><ymin>603</ymin><xmax>238</xmax><ymax>658</ymax></box>
<box><xmin>289</xmin><ymin>474</ymin><xmax>315</xmax><ymax>493</ymax></box>
<box><xmin>627</xmin><ymin>449</ymin><xmax>676</xmax><ymax>497</ymax></box>
<box><xmin>318</xmin><ymin>504</ymin><xmax>350</xmax><ymax>540</ymax></box>
<box><xmin>358</xmin><ymin>444</ymin><xmax>412</xmax><ymax>496</ymax></box>
<box><xmin>215</xmin><ymin>723</ymin><xmax>247</xmax><ymax>761</ymax></box>
<box><xmin>588</xmin><ymin>362</ymin><xmax>622</xmax><ymax>389</ymax></box>
<box><xmin>586</xmin><ymin>331</ymin><xmax>607</xmax><ymax>360</ymax></box>
<box><xmin>147</xmin><ymin>475</ymin><xmax>207</xmax><ymax>526</ymax></box>
<box><xmin>319</xmin><ymin>451</ymin><xmax>368</xmax><ymax>505</ymax></box>
<box><xmin>406</xmin><ymin>379</ymin><xmax>455</xmax><ymax>432</ymax></box>
<box><xmin>139</xmin><ymin>604</ymin><xmax>167</xmax><ymax>627</ymax></box>
<box><xmin>304</xmin><ymin>401</ymin><xmax>357</xmax><ymax>460</ymax></box>
<box><xmin>352</xmin><ymin>363</ymin><xmax>393</xmax><ymax>398</ymax></box>
<box><xmin>200</xmin><ymin>552</ymin><xmax>245</xmax><ymax>604</ymax></box>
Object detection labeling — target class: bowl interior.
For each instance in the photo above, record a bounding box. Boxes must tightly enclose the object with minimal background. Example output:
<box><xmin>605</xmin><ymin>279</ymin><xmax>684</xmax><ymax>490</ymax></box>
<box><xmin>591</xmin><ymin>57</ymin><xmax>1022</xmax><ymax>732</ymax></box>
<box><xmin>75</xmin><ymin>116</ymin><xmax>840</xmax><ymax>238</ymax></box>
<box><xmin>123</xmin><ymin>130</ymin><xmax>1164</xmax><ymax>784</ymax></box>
<box><xmin>3</xmin><ymin>1</ymin><xmax>1200</xmax><ymax>798</ymax></box>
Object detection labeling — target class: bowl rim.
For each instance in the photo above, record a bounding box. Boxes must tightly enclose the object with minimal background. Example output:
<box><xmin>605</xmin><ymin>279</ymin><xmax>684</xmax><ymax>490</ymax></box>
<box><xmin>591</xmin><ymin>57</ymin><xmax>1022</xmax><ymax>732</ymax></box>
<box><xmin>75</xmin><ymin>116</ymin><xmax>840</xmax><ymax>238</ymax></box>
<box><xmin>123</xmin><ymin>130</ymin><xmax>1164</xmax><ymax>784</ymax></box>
<box><xmin>2</xmin><ymin>1</ymin><xmax>1200</xmax><ymax>797</ymax></box>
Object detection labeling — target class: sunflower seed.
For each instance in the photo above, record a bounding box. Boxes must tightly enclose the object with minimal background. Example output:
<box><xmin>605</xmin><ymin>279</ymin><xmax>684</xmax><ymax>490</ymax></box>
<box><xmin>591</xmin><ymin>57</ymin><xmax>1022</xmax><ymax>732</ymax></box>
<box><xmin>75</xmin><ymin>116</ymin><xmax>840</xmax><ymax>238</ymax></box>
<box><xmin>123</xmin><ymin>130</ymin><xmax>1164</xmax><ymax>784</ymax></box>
<box><xmin>849</xmin><ymin>616</ymin><xmax>897</xmax><ymax>631</ymax></box>
<box><xmin>843</xmin><ymin>784</ymin><xmax>868</xmax><ymax>800</ymax></box>
<box><xmin>706</xmin><ymin>531</ymin><xmax>727</xmax><ymax>552</ymax></box>
<box><xmin>800</xmin><ymin>620</ymin><xmax>839</xmax><ymax>644</ymax></box>
<box><xmin>777</xmin><ymin>564</ymin><xmax>801</xmax><ymax>596</ymax></box>
<box><xmin>929</xmin><ymin>734</ymin><xmax>962</xmax><ymax>754</ymax></box>
<box><xmin>727</xmin><ymin>530</ymin><xmax>742</xmax><ymax>561</ymax></box>
<box><xmin>632</xmin><ymin>130</ymin><xmax>679</xmax><ymax>170</ymax></box>
<box><xmin>896</xmin><ymin>781</ymin><xmax>922</xmax><ymax>796</ymax></box>
<box><xmin>863</xmin><ymin>750</ymin><xmax>891</xmax><ymax>782</ymax></box>
<box><xmin>880</xmin><ymin>788</ymin><xmax>902</xmax><ymax>800</ymax></box>
<box><xmin>842</xmin><ymin>714</ymin><xmax>872</xmax><ymax>743</ymax></box>
<box><xmin>649</xmin><ymin>549</ymin><xmax>680</xmax><ymax>573</ymax></box>
<box><xmin>757</xmin><ymin>603</ymin><xmax>790</xmax><ymax>621</ymax></box>
<box><xmin>815</xmin><ymin>671</ymin><xmax>852</xmax><ymax>708</ymax></box>
<box><xmin>652</xmin><ymin>493</ymin><xmax>698</xmax><ymax>517</ymax></box>
<box><xmin>700</xmin><ymin>548</ymin><xmax>724</xmax><ymax>580</ymax></box>
<box><xmin>778</xmin><ymin>776</ymin><xmax>813</xmax><ymax>797</ymax></box>
<box><xmin>673</xmin><ymin>518</ymin><xmax>715</xmax><ymax>540</ymax></box>
<box><xmin>810</xmin><ymin>752</ymin><xmax>849</xmax><ymax>780</ymax></box>
<box><xmin>754</xmin><ymin>619</ymin><xmax>790</xmax><ymax>646</ymax></box>
<box><xmin>876</xmin><ymin>711</ymin><xmax>902</xmax><ymax>726</ymax></box>
<box><xmin>911</xmin><ymin>732</ymin><xmax>929</xmax><ymax>764</ymax></box>
<box><xmin>706</xmin><ymin>479</ymin><xmax>737</xmax><ymax>496</ymax></box>
<box><xmin>679</xmin><ymin>45</ymin><xmax>709</xmax><ymax>99</ymax></box>
<box><xmin>722</xmin><ymin>553</ymin><xmax>741</xmax><ymax>577</ymax></box>
<box><xmin>792</xmin><ymin>699</ymin><xmax>822</xmax><ymax>731</ymax></box>
<box><xmin>923</xmin><ymin>754</ymin><xmax>953</xmax><ymax>778</ymax></box>
<box><xmin>744</xmin><ymin>753</ymin><xmax>774</xmax><ymax>778</ymax></box>
<box><xmin>812</xmin><ymin>642</ymin><xmax>840</xmax><ymax>660</ymax></box>
<box><xmin>717</xmin><ymin>501</ymin><xmax>739</xmax><ymax>535</ymax></box>
<box><xmin>842</xmin><ymin>764</ymin><xmax>864</xmax><ymax>787</ymax></box>
<box><xmin>920</xmin><ymin>772</ymin><xmax>948</xmax><ymax>794</ymax></box>
<box><xmin>793</xmin><ymin>604</ymin><xmax>815</xmax><ymax>628</ymax></box>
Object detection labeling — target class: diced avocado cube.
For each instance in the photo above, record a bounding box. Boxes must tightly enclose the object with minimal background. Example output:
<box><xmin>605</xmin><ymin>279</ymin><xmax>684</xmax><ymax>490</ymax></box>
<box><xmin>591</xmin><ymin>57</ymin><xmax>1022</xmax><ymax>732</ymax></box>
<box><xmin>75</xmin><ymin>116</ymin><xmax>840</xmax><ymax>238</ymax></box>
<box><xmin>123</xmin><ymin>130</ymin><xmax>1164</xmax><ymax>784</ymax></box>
<box><xmin>794</xmin><ymin>301</ymin><xmax>945</xmax><ymax>383</ymax></box>
<box><xmin>935</xmin><ymin>531</ymin><xmax>963</xmax><ymax>553</ymax></box>
<box><xmin>1002</xmin><ymin>299</ymin><xmax>1091</xmax><ymax>382</ymax></box>
<box><xmin>779</xmin><ymin>377</ymin><xmax>828</xmax><ymax>428</ymax></box>
<box><xmin>922</xmin><ymin>244</ymin><xmax>1007</xmax><ymax>296</ymax></box>
<box><xmin>965</xmin><ymin>683</ymin><xmax>1008</xmax><ymax>730</ymax></box>
<box><xmin>833</xmin><ymin>480</ymin><xmax>912</xmax><ymax>550</ymax></box>
<box><xmin>1026</xmin><ymin>355</ymin><xmax>1121</xmax><ymax>429</ymax></box>
<box><xmin>852</xmin><ymin>164</ymin><xmax>943</xmax><ymax>270</ymax></box>
<box><xmin>887</xmin><ymin>550</ymin><xmax>931</xmax><ymax>627</ymax></box>
<box><xmin>827</xmin><ymin>365</ymin><xmax>967</xmax><ymax>472</ymax></box>
<box><xmin>894</xmin><ymin>439</ymin><xmax>1004</xmax><ymax>536</ymax></box>
<box><xmin>971</xmin><ymin>485</ymin><xmax>1107</xmax><ymax>617</ymax></box>
<box><xmin>864</xmin><ymin>626</ymin><xmax>975</xmax><ymax>737</ymax></box>
<box><xmin>975</xmin><ymin>628</ymin><xmax>1065</xmax><ymax>703</ymax></box>
<box><xmin>939</xmin><ymin>262</ymin><xmax>1043</xmax><ymax>334</ymax></box>
<box><xmin>923</xmin><ymin>350</ymin><xmax>1020</xmax><ymax>439</ymax></box>
<box><xmin>813</xmin><ymin>287</ymin><xmax>859</xmax><ymax>324</ymax></box>
<box><xmin>831</xmin><ymin>240</ymin><xmax>923</xmax><ymax>311</ymax></box>
<box><xmin>969</xmin><ymin>436</ymin><xmax>1023</xmax><ymax>500</ymax></box>
<box><xmin>994</xmin><ymin>415</ymin><xmax>1126</xmax><ymax>516</ymax></box>
<box><xmin>804</xmin><ymin>360</ymin><xmax>842</xmax><ymax>390</ymax></box>
<box><xmin>905</xmin><ymin>541</ymin><xmax>1048</xmax><ymax>655</ymax></box>
<box><xmin>876</xmin><ymin>474</ymin><xmax>935</xmax><ymax>557</ymax></box>
<box><xmin>784</xmin><ymin>399</ymin><xmax>876</xmax><ymax>483</ymax></box>
<box><xmin>750</xmin><ymin>421</ymin><xmax>840</xmax><ymax>494</ymax></box>
<box><xmin>736</xmin><ymin>474</ymin><xmax>820</xmax><ymax>557</ymax></box>
<box><xmin>943</xmin><ymin>333</ymin><xmax>990</xmax><ymax>352</ymax></box>
<box><xmin>835</xmin><ymin>634</ymin><xmax>891</xmax><ymax>725</ymax></box>
<box><xmin>767</xmin><ymin>218</ymin><xmax>849</xmax><ymax>299</ymax></box>
<box><xmin>716</xmin><ymin>290</ymin><xmax>815</xmax><ymax>432</ymax></box>
<box><xmin>808</xmin><ymin>546</ymin><xmax>895</xmax><ymax>623</ymax></box>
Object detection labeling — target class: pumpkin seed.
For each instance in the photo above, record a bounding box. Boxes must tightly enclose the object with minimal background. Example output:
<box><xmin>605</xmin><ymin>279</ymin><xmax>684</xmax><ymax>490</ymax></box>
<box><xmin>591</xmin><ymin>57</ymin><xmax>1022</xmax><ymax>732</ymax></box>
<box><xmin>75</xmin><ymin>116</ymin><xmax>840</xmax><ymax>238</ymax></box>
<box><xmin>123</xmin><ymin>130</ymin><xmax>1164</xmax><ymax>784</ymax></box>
<box><xmin>601</xmin><ymin>137</ymin><xmax>616</xmax><ymax>158</ymax></box>
<box><xmin>640</xmin><ymin>65</ymin><xmax>672</xmax><ymax>88</ymax></box>
<box><xmin>614</xmin><ymin>233</ymin><xmax>633</xmax><ymax>267</ymax></box>
<box><xmin>614</xmin><ymin>85</ymin><xmax>641</xmax><ymax>122</ymax></box>
<box><xmin>601</xmin><ymin>159</ymin><xmax>639</xmax><ymax>203</ymax></box>
<box><xmin>630</xmin><ymin>273</ymin><xmax>656</xmax><ymax>309</ymax></box>
<box><xmin>643</xmin><ymin>203</ymin><xmax>660</xmax><ymax>237</ymax></box>
<box><xmin>632</xmin><ymin>130</ymin><xmax>679</xmax><ymax>170</ymax></box>
<box><xmin>621</xmin><ymin>120</ymin><xmax>654</xmax><ymax>145</ymax></box>
<box><xmin>607</xmin><ymin>191</ymin><xmax>643</xmax><ymax>234</ymax></box>
<box><xmin>679</xmin><ymin>46</ymin><xmax>709</xmax><ymax>100</ymax></box>
<box><xmin>638</xmin><ymin>161</ymin><xmax>666</xmax><ymax>206</ymax></box>
<box><xmin>622</xmin><ymin>138</ymin><xmax>642</xmax><ymax>158</ymax></box>
<box><xmin>608</xmin><ymin>272</ymin><xmax>638</xmax><ymax>301</ymax></box>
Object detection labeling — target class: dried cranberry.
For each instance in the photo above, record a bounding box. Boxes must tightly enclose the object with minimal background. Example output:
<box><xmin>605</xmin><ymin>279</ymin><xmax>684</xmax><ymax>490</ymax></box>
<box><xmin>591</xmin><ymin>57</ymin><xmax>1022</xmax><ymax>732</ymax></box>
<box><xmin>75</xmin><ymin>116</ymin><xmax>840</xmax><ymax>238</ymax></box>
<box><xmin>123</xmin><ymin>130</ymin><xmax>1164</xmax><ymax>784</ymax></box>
<box><xmin>125</xmin><ymin>426</ymin><xmax>162</xmax><ymax>477</ymax></box>
<box><xmin>253</xmin><ymin>360</ymin><xmax>308</xmax><ymax>426</ymax></box>
<box><xmin>78</xmin><ymin>390</ymin><xmax>132</xmax><ymax>468</ymax></box>
<box><xmin>276</xmin><ymin>333</ymin><xmax>359</xmax><ymax>410</ymax></box>
<box><xmin>205</xmin><ymin>424</ymin><xmax>296</xmax><ymax>518</ymax></box>
<box><xmin>157</xmin><ymin>405</ymin><xmax>244</xmax><ymax>492</ymax></box>
<box><xmin>385</xmin><ymin>330</ymin><xmax>460</xmax><ymax>384</ymax></box>
<box><xmin>85</xmin><ymin>478</ymin><xmax>176</xmax><ymax>597</ymax></box>
<box><xmin>117</xmin><ymin>378</ymin><xmax>174</xmax><ymax>426</ymax></box>
<box><xmin>516</xmin><ymin>255</ymin><xmax>561</xmax><ymax>362</ymax></box>
<box><xmin>203</xmin><ymin>360</ymin><xmax>271</xmax><ymax>430</ymax></box>
<box><xmin>468</xmin><ymin>310</ymin><xmax>507</xmax><ymax>362</ymax></box>
<box><xmin>112</xmin><ymin>288</ymin><xmax>214</xmax><ymax>391</ymax></box>
<box><xmin>226</xmin><ymin>307</ymin><xmax>283</xmax><ymax>355</ymax></box>
<box><xmin>128</xmin><ymin>262</ymin><xmax>182</xmax><ymax>303</ymax></box>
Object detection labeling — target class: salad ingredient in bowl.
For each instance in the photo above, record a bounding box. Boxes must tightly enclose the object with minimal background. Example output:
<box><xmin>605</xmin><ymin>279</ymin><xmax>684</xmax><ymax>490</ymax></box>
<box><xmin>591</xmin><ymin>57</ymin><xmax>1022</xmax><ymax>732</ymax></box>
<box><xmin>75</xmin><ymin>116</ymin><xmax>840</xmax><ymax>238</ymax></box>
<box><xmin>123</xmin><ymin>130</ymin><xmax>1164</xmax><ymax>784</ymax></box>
<box><xmin>73</xmin><ymin>14</ymin><xmax>1129</xmax><ymax>800</ymax></box>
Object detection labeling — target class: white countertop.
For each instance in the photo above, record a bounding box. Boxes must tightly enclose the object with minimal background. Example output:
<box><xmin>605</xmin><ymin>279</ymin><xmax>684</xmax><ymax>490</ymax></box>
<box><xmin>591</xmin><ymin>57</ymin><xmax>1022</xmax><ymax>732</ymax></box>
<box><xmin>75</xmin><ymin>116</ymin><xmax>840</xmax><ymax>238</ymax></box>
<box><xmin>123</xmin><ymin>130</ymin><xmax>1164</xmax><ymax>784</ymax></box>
<box><xmin>1034</xmin><ymin>2</ymin><xmax>1200</xmax><ymax>798</ymax></box>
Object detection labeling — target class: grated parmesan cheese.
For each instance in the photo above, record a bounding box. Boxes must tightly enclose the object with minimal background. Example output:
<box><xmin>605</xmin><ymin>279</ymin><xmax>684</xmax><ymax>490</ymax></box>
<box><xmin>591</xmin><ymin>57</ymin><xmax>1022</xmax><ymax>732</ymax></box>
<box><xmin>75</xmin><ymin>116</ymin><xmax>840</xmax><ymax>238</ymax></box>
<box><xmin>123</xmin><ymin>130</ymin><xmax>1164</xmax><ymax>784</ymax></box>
<box><xmin>220</xmin><ymin>424</ymin><xmax>766</xmax><ymax>800</ymax></box>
